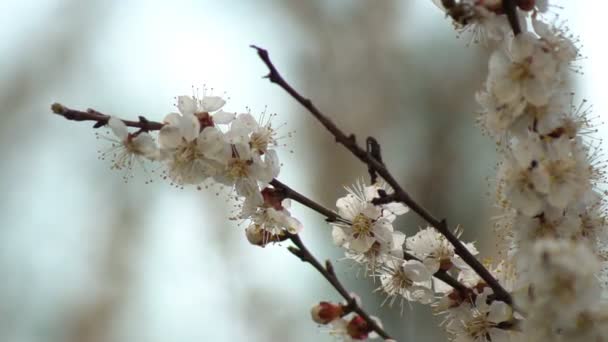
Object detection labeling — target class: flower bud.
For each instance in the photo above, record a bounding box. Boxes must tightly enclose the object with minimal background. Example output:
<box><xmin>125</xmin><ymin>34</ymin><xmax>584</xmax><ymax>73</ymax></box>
<box><xmin>245</xmin><ymin>225</ymin><xmax>267</xmax><ymax>247</ymax></box>
<box><xmin>261</xmin><ymin>187</ymin><xmax>285</xmax><ymax>210</ymax></box>
<box><xmin>245</xmin><ymin>225</ymin><xmax>287</xmax><ymax>247</ymax></box>
<box><xmin>310</xmin><ymin>301</ymin><xmax>343</xmax><ymax>324</ymax></box>
<box><xmin>346</xmin><ymin>315</ymin><xmax>372</xmax><ymax>340</ymax></box>
<box><xmin>516</xmin><ymin>0</ymin><xmax>535</xmax><ymax>11</ymax></box>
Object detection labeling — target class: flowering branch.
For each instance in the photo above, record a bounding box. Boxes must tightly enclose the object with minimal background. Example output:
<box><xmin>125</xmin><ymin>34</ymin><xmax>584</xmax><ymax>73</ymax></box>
<box><xmin>286</xmin><ymin>232</ymin><xmax>392</xmax><ymax>340</ymax></box>
<box><xmin>270</xmin><ymin>179</ymin><xmax>471</xmax><ymax>296</ymax></box>
<box><xmin>252</xmin><ymin>45</ymin><xmax>513</xmax><ymax>305</ymax></box>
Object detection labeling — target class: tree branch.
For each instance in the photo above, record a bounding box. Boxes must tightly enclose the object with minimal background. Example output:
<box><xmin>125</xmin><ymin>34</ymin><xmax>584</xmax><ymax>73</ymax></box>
<box><xmin>50</xmin><ymin>103</ymin><xmax>470</xmax><ymax>299</ymax></box>
<box><xmin>252</xmin><ymin>45</ymin><xmax>513</xmax><ymax>305</ymax></box>
<box><xmin>51</xmin><ymin>103</ymin><xmax>165</xmax><ymax>131</ymax></box>
<box><xmin>502</xmin><ymin>0</ymin><xmax>522</xmax><ymax>35</ymax></box>
<box><xmin>286</xmin><ymin>232</ymin><xmax>392</xmax><ymax>340</ymax></box>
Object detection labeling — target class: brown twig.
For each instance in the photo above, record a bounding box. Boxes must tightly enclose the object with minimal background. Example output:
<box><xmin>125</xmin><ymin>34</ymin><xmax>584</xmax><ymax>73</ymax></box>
<box><xmin>51</xmin><ymin>103</ymin><xmax>165</xmax><ymax>131</ymax></box>
<box><xmin>270</xmin><ymin>179</ymin><xmax>341</xmax><ymax>223</ymax></box>
<box><xmin>252</xmin><ymin>45</ymin><xmax>513</xmax><ymax>305</ymax></box>
<box><xmin>502</xmin><ymin>0</ymin><xmax>522</xmax><ymax>35</ymax></box>
<box><xmin>286</xmin><ymin>232</ymin><xmax>391</xmax><ymax>340</ymax></box>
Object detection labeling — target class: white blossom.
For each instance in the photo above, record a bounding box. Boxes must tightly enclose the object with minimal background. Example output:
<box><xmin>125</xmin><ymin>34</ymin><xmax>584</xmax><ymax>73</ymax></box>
<box><xmin>100</xmin><ymin>117</ymin><xmax>158</xmax><ymax>173</ymax></box>
<box><xmin>158</xmin><ymin>112</ymin><xmax>227</xmax><ymax>184</ymax></box>
<box><xmin>446</xmin><ymin>289</ymin><xmax>515</xmax><ymax>342</ymax></box>
<box><xmin>406</xmin><ymin>226</ymin><xmax>478</xmax><ymax>274</ymax></box>
<box><xmin>488</xmin><ymin>33</ymin><xmax>559</xmax><ymax>107</ymax></box>
<box><xmin>376</xmin><ymin>258</ymin><xmax>434</xmax><ymax>306</ymax></box>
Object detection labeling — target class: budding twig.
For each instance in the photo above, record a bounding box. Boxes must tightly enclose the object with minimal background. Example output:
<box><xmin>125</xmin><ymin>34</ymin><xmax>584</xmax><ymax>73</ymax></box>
<box><xmin>252</xmin><ymin>45</ymin><xmax>513</xmax><ymax>305</ymax></box>
<box><xmin>286</xmin><ymin>232</ymin><xmax>392</xmax><ymax>340</ymax></box>
<box><xmin>51</xmin><ymin>103</ymin><xmax>165</xmax><ymax>131</ymax></box>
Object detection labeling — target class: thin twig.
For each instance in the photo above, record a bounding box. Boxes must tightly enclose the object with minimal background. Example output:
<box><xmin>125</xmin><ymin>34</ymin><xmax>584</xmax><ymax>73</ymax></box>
<box><xmin>252</xmin><ymin>45</ymin><xmax>513</xmax><ymax>305</ymax></box>
<box><xmin>270</xmin><ymin>179</ymin><xmax>341</xmax><ymax>223</ymax></box>
<box><xmin>502</xmin><ymin>0</ymin><xmax>522</xmax><ymax>35</ymax></box>
<box><xmin>286</xmin><ymin>232</ymin><xmax>392</xmax><ymax>340</ymax></box>
<box><xmin>51</xmin><ymin>103</ymin><xmax>165</xmax><ymax>131</ymax></box>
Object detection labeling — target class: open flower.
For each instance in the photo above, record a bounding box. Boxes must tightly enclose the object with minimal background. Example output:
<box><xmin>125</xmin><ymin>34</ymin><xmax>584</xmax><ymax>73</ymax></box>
<box><xmin>102</xmin><ymin>117</ymin><xmax>158</xmax><ymax>168</ymax></box>
<box><xmin>331</xmin><ymin>181</ymin><xmax>408</xmax><ymax>253</ymax></box>
<box><xmin>176</xmin><ymin>94</ymin><xmax>235</xmax><ymax>127</ymax></box>
<box><xmin>213</xmin><ymin>142</ymin><xmax>279</xmax><ymax>198</ymax></box>
<box><xmin>158</xmin><ymin>112</ymin><xmax>227</xmax><ymax>185</ymax></box>
<box><xmin>446</xmin><ymin>289</ymin><xmax>515</xmax><ymax>342</ymax></box>
<box><xmin>488</xmin><ymin>32</ymin><xmax>559</xmax><ymax>107</ymax></box>
<box><xmin>376</xmin><ymin>259</ymin><xmax>433</xmax><ymax>306</ymax></box>
<box><xmin>406</xmin><ymin>226</ymin><xmax>478</xmax><ymax>274</ymax></box>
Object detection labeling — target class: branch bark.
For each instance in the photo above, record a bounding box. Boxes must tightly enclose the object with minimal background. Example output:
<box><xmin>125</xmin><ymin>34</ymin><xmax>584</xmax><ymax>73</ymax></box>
<box><xmin>286</xmin><ymin>232</ymin><xmax>392</xmax><ymax>340</ymax></box>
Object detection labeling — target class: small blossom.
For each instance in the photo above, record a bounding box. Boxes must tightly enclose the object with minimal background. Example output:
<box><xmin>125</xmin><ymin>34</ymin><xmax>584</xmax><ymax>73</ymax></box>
<box><xmin>158</xmin><ymin>112</ymin><xmax>226</xmax><ymax>184</ymax></box>
<box><xmin>101</xmin><ymin>117</ymin><xmax>159</xmax><ymax>170</ymax></box>
<box><xmin>344</xmin><ymin>231</ymin><xmax>406</xmax><ymax>275</ymax></box>
<box><xmin>331</xmin><ymin>181</ymin><xmax>408</xmax><ymax>253</ymax></box>
<box><xmin>445</xmin><ymin>288</ymin><xmax>515</xmax><ymax>342</ymax></box>
<box><xmin>240</xmin><ymin>189</ymin><xmax>303</xmax><ymax>235</ymax></box>
<box><xmin>488</xmin><ymin>33</ymin><xmax>559</xmax><ymax>106</ymax></box>
<box><xmin>406</xmin><ymin>226</ymin><xmax>478</xmax><ymax>274</ymax></box>
<box><xmin>327</xmin><ymin>315</ymin><xmax>382</xmax><ymax>341</ymax></box>
<box><xmin>213</xmin><ymin>143</ymin><xmax>279</xmax><ymax>198</ymax></box>
<box><xmin>311</xmin><ymin>301</ymin><xmax>344</xmax><ymax>325</ymax></box>
<box><xmin>376</xmin><ymin>259</ymin><xmax>434</xmax><ymax>306</ymax></box>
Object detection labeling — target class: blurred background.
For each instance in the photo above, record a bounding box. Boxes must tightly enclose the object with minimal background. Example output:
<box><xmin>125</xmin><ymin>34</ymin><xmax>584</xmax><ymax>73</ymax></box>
<box><xmin>0</xmin><ymin>1</ymin><xmax>604</xmax><ymax>341</ymax></box>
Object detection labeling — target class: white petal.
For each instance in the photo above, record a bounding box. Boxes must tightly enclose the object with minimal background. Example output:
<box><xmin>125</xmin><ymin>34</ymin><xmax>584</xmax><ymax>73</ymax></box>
<box><xmin>177</xmin><ymin>95</ymin><xmax>197</xmax><ymax>115</ymax></box>
<box><xmin>132</xmin><ymin>133</ymin><xmax>158</xmax><ymax>158</ymax></box>
<box><xmin>212</xmin><ymin>110</ymin><xmax>236</xmax><ymax>124</ymax></box>
<box><xmin>408</xmin><ymin>285</ymin><xmax>434</xmax><ymax>304</ymax></box>
<box><xmin>200</xmin><ymin>96</ymin><xmax>226</xmax><ymax>112</ymax></box>
<box><xmin>350</xmin><ymin>235</ymin><xmax>375</xmax><ymax>253</ymax></box>
<box><xmin>158</xmin><ymin>125</ymin><xmax>182</xmax><ymax>149</ymax></box>
<box><xmin>403</xmin><ymin>260</ymin><xmax>431</xmax><ymax>282</ymax></box>
<box><xmin>523</xmin><ymin>79</ymin><xmax>550</xmax><ymax>106</ymax></box>
<box><xmin>108</xmin><ymin>116</ymin><xmax>128</xmax><ymax>140</ymax></box>
<box><xmin>181</xmin><ymin>114</ymin><xmax>200</xmax><ymax>142</ymax></box>
<box><xmin>422</xmin><ymin>258</ymin><xmax>440</xmax><ymax>274</ymax></box>
<box><xmin>487</xmin><ymin>301</ymin><xmax>512</xmax><ymax>323</ymax></box>
<box><xmin>331</xmin><ymin>226</ymin><xmax>349</xmax><ymax>247</ymax></box>
<box><xmin>264</xmin><ymin>149</ymin><xmax>280</xmax><ymax>179</ymax></box>
<box><xmin>510</xmin><ymin>33</ymin><xmax>536</xmax><ymax>61</ymax></box>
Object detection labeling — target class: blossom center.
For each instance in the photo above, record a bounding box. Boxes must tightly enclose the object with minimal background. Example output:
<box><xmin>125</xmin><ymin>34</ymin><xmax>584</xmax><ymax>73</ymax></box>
<box><xmin>227</xmin><ymin>159</ymin><xmax>251</xmax><ymax>179</ymax></box>
<box><xmin>175</xmin><ymin>139</ymin><xmax>202</xmax><ymax>165</ymax></box>
<box><xmin>510</xmin><ymin>61</ymin><xmax>533</xmax><ymax>81</ymax></box>
<box><xmin>352</xmin><ymin>214</ymin><xmax>374</xmax><ymax>238</ymax></box>
<box><xmin>545</xmin><ymin>159</ymin><xmax>576</xmax><ymax>185</ymax></box>
<box><xmin>250</xmin><ymin>128</ymin><xmax>273</xmax><ymax>153</ymax></box>
<box><xmin>384</xmin><ymin>268</ymin><xmax>414</xmax><ymax>295</ymax></box>
<box><xmin>464</xmin><ymin>314</ymin><xmax>495</xmax><ymax>339</ymax></box>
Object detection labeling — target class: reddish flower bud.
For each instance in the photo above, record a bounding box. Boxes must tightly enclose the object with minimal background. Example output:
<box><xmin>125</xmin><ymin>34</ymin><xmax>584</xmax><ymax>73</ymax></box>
<box><xmin>261</xmin><ymin>187</ymin><xmax>286</xmax><ymax>210</ymax></box>
<box><xmin>346</xmin><ymin>315</ymin><xmax>372</xmax><ymax>340</ymax></box>
<box><xmin>516</xmin><ymin>0</ymin><xmax>535</xmax><ymax>11</ymax></box>
<box><xmin>310</xmin><ymin>301</ymin><xmax>344</xmax><ymax>324</ymax></box>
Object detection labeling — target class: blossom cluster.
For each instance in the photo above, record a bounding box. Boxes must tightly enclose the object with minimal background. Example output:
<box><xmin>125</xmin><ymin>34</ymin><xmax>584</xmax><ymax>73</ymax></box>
<box><xmin>83</xmin><ymin>1</ymin><xmax>608</xmax><ymax>340</ymax></box>
<box><xmin>321</xmin><ymin>181</ymin><xmax>524</xmax><ymax>341</ymax></box>
<box><xmin>435</xmin><ymin>0</ymin><xmax>608</xmax><ymax>341</ymax></box>
<box><xmin>101</xmin><ymin>93</ymin><xmax>304</xmax><ymax>240</ymax></box>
